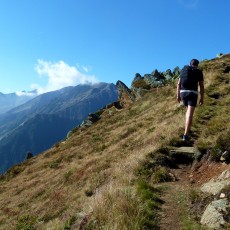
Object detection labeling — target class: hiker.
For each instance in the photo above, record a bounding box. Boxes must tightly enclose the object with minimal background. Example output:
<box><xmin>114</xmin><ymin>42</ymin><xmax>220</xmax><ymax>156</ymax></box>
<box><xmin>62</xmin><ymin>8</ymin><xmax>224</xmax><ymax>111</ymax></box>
<box><xmin>177</xmin><ymin>59</ymin><xmax>204</xmax><ymax>141</ymax></box>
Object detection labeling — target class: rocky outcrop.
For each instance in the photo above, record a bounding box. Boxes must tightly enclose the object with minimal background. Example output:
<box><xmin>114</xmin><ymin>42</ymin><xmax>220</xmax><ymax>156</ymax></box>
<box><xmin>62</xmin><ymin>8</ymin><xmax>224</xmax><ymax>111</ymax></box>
<box><xmin>144</xmin><ymin>69</ymin><xmax>165</xmax><ymax>87</ymax></box>
<box><xmin>117</xmin><ymin>66</ymin><xmax>181</xmax><ymax>106</ymax></box>
<box><xmin>131</xmin><ymin>73</ymin><xmax>143</xmax><ymax>85</ymax></box>
<box><xmin>130</xmin><ymin>73</ymin><xmax>151</xmax><ymax>98</ymax></box>
<box><xmin>116</xmin><ymin>80</ymin><xmax>136</xmax><ymax>107</ymax></box>
<box><xmin>173</xmin><ymin>66</ymin><xmax>181</xmax><ymax>76</ymax></box>
<box><xmin>162</xmin><ymin>69</ymin><xmax>173</xmax><ymax>81</ymax></box>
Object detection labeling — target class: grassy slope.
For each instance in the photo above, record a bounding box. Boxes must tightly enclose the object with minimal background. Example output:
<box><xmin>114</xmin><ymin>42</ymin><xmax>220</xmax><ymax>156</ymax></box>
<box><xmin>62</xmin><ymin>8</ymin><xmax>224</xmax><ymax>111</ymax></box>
<box><xmin>0</xmin><ymin>54</ymin><xmax>229</xmax><ymax>229</ymax></box>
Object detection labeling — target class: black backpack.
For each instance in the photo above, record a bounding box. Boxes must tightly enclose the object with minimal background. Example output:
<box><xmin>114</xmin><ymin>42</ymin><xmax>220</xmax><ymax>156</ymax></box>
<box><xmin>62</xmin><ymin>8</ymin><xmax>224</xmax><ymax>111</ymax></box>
<box><xmin>180</xmin><ymin>65</ymin><xmax>200</xmax><ymax>90</ymax></box>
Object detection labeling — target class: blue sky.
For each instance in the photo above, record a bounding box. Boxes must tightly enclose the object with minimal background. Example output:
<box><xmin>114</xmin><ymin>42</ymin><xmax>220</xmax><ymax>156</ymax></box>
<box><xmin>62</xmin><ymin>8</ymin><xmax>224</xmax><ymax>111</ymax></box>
<box><xmin>0</xmin><ymin>0</ymin><xmax>229</xmax><ymax>94</ymax></box>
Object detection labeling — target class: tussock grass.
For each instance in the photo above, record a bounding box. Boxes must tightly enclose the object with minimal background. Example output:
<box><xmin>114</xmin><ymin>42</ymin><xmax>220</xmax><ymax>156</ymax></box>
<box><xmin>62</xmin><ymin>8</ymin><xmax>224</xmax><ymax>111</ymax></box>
<box><xmin>85</xmin><ymin>184</ymin><xmax>144</xmax><ymax>229</ymax></box>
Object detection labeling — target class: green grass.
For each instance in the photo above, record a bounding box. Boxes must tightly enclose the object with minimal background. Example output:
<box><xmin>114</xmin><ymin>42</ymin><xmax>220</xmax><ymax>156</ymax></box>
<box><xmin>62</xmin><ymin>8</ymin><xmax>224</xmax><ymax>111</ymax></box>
<box><xmin>136</xmin><ymin>180</ymin><xmax>163</xmax><ymax>229</ymax></box>
<box><xmin>14</xmin><ymin>215</ymin><xmax>37</xmax><ymax>230</ymax></box>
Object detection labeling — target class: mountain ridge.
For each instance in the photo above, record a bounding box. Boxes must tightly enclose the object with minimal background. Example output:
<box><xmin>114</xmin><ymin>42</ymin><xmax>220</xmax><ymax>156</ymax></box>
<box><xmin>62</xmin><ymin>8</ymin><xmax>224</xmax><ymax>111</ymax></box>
<box><xmin>0</xmin><ymin>82</ymin><xmax>118</xmax><ymax>174</ymax></box>
<box><xmin>0</xmin><ymin>90</ymin><xmax>37</xmax><ymax>114</ymax></box>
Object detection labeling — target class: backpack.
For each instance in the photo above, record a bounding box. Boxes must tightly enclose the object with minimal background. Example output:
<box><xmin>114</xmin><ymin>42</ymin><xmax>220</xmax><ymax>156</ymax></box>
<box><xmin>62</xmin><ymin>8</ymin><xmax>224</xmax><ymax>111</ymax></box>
<box><xmin>180</xmin><ymin>65</ymin><xmax>200</xmax><ymax>91</ymax></box>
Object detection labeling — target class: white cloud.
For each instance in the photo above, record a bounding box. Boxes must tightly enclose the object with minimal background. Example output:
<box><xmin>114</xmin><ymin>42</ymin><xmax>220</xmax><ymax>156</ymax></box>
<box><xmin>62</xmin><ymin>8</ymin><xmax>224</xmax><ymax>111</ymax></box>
<box><xmin>33</xmin><ymin>60</ymin><xmax>98</xmax><ymax>94</ymax></box>
<box><xmin>177</xmin><ymin>0</ymin><xmax>199</xmax><ymax>8</ymax></box>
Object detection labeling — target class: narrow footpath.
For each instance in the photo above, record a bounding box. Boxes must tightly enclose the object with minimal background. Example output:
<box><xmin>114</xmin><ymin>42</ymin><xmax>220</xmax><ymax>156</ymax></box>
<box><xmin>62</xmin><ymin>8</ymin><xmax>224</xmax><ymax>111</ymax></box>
<box><xmin>157</xmin><ymin>145</ymin><xmax>230</xmax><ymax>230</ymax></box>
<box><xmin>157</xmin><ymin>146</ymin><xmax>203</xmax><ymax>230</ymax></box>
<box><xmin>158</xmin><ymin>164</ymin><xmax>193</xmax><ymax>230</ymax></box>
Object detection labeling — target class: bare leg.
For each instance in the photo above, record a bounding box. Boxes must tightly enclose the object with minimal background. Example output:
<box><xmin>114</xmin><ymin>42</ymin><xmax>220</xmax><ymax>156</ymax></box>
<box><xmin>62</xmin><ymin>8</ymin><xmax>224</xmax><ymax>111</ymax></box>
<box><xmin>184</xmin><ymin>105</ymin><xmax>196</xmax><ymax>135</ymax></box>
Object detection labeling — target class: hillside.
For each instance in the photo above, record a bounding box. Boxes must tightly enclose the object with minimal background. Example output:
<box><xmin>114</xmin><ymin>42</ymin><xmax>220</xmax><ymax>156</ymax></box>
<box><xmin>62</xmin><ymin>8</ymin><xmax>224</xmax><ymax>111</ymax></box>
<box><xmin>0</xmin><ymin>54</ymin><xmax>229</xmax><ymax>229</ymax></box>
<box><xmin>0</xmin><ymin>83</ymin><xmax>118</xmax><ymax>174</ymax></box>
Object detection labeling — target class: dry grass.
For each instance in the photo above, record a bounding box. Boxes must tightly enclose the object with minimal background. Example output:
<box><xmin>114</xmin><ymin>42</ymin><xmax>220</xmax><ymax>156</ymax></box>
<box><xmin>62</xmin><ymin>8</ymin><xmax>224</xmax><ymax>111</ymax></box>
<box><xmin>0</xmin><ymin>54</ymin><xmax>229</xmax><ymax>229</ymax></box>
<box><xmin>0</xmin><ymin>85</ymin><xmax>182</xmax><ymax>229</ymax></box>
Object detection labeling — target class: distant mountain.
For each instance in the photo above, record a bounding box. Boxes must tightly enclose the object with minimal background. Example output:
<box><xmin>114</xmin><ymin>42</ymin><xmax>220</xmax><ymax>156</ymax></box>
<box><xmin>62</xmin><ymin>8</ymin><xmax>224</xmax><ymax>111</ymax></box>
<box><xmin>0</xmin><ymin>83</ymin><xmax>118</xmax><ymax>174</ymax></box>
<box><xmin>0</xmin><ymin>90</ymin><xmax>37</xmax><ymax>114</ymax></box>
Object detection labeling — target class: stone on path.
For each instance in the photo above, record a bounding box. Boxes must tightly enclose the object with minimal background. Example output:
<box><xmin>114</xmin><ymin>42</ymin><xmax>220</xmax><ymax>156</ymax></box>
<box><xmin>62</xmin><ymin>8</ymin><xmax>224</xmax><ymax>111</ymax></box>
<box><xmin>169</xmin><ymin>146</ymin><xmax>202</xmax><ymax>164</ymax></box>
<box><xmin>200</xmin><ymin>198</ymin><xmax>229</xmax><ymax>229</ymax></box>
<box><xmin>200</xmin><ymin>169</ymin><xmax>230</xmax><ymax>195</ymax></box>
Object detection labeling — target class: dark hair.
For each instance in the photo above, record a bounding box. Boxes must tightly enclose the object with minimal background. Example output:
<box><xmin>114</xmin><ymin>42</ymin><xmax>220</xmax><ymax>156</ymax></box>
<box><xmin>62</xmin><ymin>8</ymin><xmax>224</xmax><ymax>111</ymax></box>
<box><xmin>190</xmin><ymin>59</ymin><xmax>199</xmax><ymax>66</ymax></box>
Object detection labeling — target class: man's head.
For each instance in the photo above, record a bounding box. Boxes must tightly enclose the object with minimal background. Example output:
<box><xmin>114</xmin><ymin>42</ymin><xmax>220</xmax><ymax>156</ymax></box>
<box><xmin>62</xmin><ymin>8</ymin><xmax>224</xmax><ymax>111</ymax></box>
<box><xmin>190</xmin><ymin>59</ymin><xmax>199</xmax><ymax>67</ymax></box>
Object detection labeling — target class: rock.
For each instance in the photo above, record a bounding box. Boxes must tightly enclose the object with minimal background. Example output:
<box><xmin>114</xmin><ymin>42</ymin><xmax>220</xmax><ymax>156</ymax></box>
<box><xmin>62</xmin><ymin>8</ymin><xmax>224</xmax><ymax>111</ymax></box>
<box><xmin>168</xmin><ymin>172</ymin><xmax>177</xmax><ymax>181</ymax></box>
<box><xmin>216</xmin><ymin>53</ymin><xmax>224</xmax><ymax>58</ymax></box>
<box><xmin>169</xmin><ymin>146</ymin><xmax>202</xmax><ymax>163</ymax></box>
<box><xmin>200</xmin><ymin>198</ymin><xmax>229</xmax><ymax>229</ymax></box>
<box><xmin>116</xmin><ymin>80</ymin><xmax>136</xmax><ymax>107</ymax></box>
<box><xmin>81</xmin><ymin>119</ymin><xmax>93</xmax><ymax>127</ymax></box>
<box><xmin>164</xmin><ymin>74</ymin><xmax>173</xmax><ymax>81</ymax></box>
<box><xmin>88</xmin><ymin>113</ymin><xmax>100</xmax><ymax>123</ymax></box>
<box><xmin>151</xmin><ymin>69</ymin><xmax>164</xmax><ymax>79</ymax></box>
<box><xmin>164</xmin><ymin>69</ymin><xmax>173</xmax><ymax>77</ymax></box>
<box><xmin>169</xmin><ymin>147</ymin><xmax>200</xmax><ymax>155</ymax></box>
<box><xmin>200</xmin><ymin>169</ymin><xmax>230</xmax><ymax>195</ymax></box>
<box><xmin>131</xmin><ymin>73</ymin><xmax>143</xmax><ymax>85</ymax></box>
<box><xmin>162</xmin><ymin>69</ymin><xmax>173</xmax><ymax>81</ymax></box>
<box><xmin>220</xmin><ymin>193</ymin><xmax>226</xmax><ymax>198</ymax></box>
<box><xmin>25</xmin><ymin>152</ymin><xmax>33</xmax><ymax>160</ymax></box>
<box><xmin>131</xmin><ymin>75</ymin><xmax>151</xmax><ymax>98</ymax></box>
<box><xmin>201</xmin><ymin>181</ymin><xmax>230</xmax><ymax>195</ymax></box>
<box><xmin>144</xmin><ymin>74</ymin><xmax>164</xmax><ymax>87</ymax></box>
<box><xmin>220</xmin><ymin>150</ymin><xmax>230</xmax><ymax>162</ymax></box>
<box><xmin>142</xmin><ymin>69</ymin><xmax>165</xmax><ymax>87</ymax></box>
<box><xmin>113</xmin><ymin>101</ymin><xmax>123</xmax><ymax>110</ymax></box>
<box><xmin>173</xmin><ymin>66</ymin><xmax>180</xmax><ymax>76</ymax></box>
<box><xmin>223</xmin><ymin>66</ymin><xmax>230</xmax><ymax>73</ymax></box>
<box><xmin>132</xmin><ymin>87</ymin><xmax>151</xmax><ymax>98</ymax></box>
<box><xmin>218</xmin><ymin>170</ymin><xmax>230</xmax><ymax>181</ymax></box>
<box><xmin>80</xmin><ymin>113</ymin><xmax>101</xmax><ymax>128</ymax></box>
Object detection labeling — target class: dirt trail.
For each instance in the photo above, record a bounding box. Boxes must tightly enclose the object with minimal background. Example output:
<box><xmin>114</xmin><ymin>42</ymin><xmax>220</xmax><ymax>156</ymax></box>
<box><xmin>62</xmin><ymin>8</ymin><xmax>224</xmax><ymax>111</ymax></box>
<box><xmin>157</xmin><ymin>147</ymin><xmax>230</xmax><ymax>230</ymax></box>
<box><xmin>158</xmin><ymin>164</ymin><xmax>193</xmax><ymax>230</ymax></box>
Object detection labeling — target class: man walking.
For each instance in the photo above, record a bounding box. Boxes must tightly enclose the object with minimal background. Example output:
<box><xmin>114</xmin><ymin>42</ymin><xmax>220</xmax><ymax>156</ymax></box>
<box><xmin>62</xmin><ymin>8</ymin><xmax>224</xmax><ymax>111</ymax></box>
<box><xmin>177</xmin><ymin>59</ymin><xmax>204</xmax><ymax>141</ymax></box>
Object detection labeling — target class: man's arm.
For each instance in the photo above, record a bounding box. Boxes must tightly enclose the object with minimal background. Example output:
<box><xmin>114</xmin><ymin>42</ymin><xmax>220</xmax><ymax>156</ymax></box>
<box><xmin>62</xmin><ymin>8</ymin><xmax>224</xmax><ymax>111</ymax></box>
<box><xmin>177</xmin><ymin>78</ymin><xmax>181</xmax><ymax>103</ymax></box>
<box><xmin>199</xmin><ymin>81</ymin><xmax>204</xmax><ymax>105</ymax></box>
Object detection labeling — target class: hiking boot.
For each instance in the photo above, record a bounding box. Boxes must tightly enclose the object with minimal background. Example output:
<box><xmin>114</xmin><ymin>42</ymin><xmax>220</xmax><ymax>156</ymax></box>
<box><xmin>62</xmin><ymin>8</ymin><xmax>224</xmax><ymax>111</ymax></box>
<box><xmin>182</xmin><ymin>135</ymin><xmax>189</xmax><ymax>142</ymax></box>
